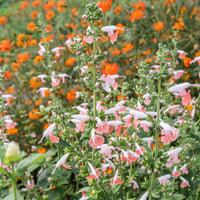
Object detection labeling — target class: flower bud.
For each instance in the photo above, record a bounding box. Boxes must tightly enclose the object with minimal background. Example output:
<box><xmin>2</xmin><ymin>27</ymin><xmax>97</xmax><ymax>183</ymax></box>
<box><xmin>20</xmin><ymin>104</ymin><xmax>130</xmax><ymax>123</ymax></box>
<box><xmin>5</xmin><ymin>142</ymin><xmax>21</xmax><ymax>164</ymax></box>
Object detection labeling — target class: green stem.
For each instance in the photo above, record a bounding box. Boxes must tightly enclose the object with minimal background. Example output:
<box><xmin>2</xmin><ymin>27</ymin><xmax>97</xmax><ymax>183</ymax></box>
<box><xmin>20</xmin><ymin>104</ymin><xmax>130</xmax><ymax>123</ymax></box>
<box><xmin>92</xmin><ymin>27</ymin><xmax>97</xmax><ymax>161</ymax></box>
<box><xmin>99</xmin><ymin>181</ymin><xmax>112</xmax><ymax>200</ymax></box>
<box><xmin>11</xmin><ymin>163</ymin><xmax>17</xmax><ymax>200</ymax></box>
<box><xmin>149</xmin><ymin>62</ymin><xmax>162</xmax><ymax>200</ymax></box>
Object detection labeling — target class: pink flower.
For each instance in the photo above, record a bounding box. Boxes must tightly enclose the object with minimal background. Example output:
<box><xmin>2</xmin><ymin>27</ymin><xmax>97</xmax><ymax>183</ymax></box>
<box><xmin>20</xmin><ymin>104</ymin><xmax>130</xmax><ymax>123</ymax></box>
<box><xmin>37</xmin><ymin>74</ymin><xmax>47</xmax><ymax>83</ymax></box>
<box><xmin>52</xmin><ymin>153</ymin><xmax>71</xmax><ymax>174</ymax></box>
<box><xmin>190</xmin><ymin>56</ymin><xmax>200</xmax><ymax>66</ymax></box>
<box><xmin>180</xmin><ymin>164</ymin><xmax>189</xmax><ymax>174</ymax></box>
<box><xmin>101</xmin><ymin>25</ymin><xmax>124</xmax><ymax>44</ymax></box>
<box><xmin>181</xmin><ymin>90</ymin><xmax>192</xmax><ymax>106</ymax></box>
<box><xmin>57</xmin><ymin>73</ymin><xmax>71</xmax><ymax>83</ymax></box>
<box><xmin>172</xmin><ymin>166</ymin><xmax>181</xmax><ymax>177</ymax></box>
<box><xmin>173</xmin><ymin>70</ymin><xmax>185</xmax><ymax>80</ymax></box>
<box><xmin>180</xmin><ymin>176</ymin><xmax>190</xmax><ymax>188</ymax></box>
<box><xmin>89</xmin><ymin>129</ymin><xmax>105</xmax><ymax>148</ymax></box>
<box><xmin>110</xmin><ymin>169</ymin><xmax>123</xmax><ymax>187</ymax></box>
<box><xmin>178</xmin><ymin>50</ymin><xmax>187</xmax><ymax>59</ymax></box>
<box><xmin>5</xmin><ymin>119</ymin><xmax>17</xmax><ymax>130</ymax></box>
<box><xmin>38</xmin><ymin>42</ymin><xmax>45</xmax><ymax>56</ymax></box>
<box><xmin>38</xmin><ymin>123</ymin><xmax>56</xmax><ymax>144</ymax></box>
<box><xmin>158</xmin><ymin>174</ymin><xmax>171</xmax><ymax>185</ymax></box>
<box><xmin>84</xmin><ymin>36</ymin><xmax>94</xmax><ymax>44</ymax></box>
<box><xmin>87</xmin><ymin>162</ymin><xmax>100</xmax><ymax>181</ymax></box>
<box><xmin>51</xmin><ymin>47</ymin><xmax>65</xmax><ymax>57</ymax></box>
<box><xmin>26</xmin><ymin>179</ymin><xmax>35</xmax><ymax>189</ymax></box>
<box><xmin>49</xmin><ymin>135</ymin><xmax>59</xmax><ymax>143</ymax></box>
<box><xmin>36</xmin><ymin>87</ymin><xmax>49</xmax><ymax>97</ymax></box>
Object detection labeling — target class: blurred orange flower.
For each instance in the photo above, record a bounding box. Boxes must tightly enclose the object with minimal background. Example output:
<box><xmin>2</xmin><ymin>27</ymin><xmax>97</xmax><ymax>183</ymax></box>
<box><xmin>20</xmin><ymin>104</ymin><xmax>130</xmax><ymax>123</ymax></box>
<box><xmin>173</xmin><ymin>17</ymin><xmax>185</xmax><ymax>30</ymax></box>
<box><xmin>65</xmin><ymin>57</ymin><xmax>76</xmax><ymax>66</ymax></box>
<box><xmin>129</xmin><ymin>10</ymin><xmax>146</xmax><ymax>22</ymax></box>
<box><xmin>57</xmin><ymin>1</ymin><xmax>66</xmax><ymax>13</ymax></box>
<box><xmin>27</xmin><ymin>22</ymin><xmax>36</xmax><ymax>32</ymax></box>
<box><xmin>28</xmin><ymin>109</ymin><xmax>42</xmax><ymax>119</ymax></box>
<box><xmin>17</xmin><ymin>52</ymin><xmax>30</xmax><ymax>64</ymax></box>
<box><xmin>183</xmin><ymin>57</ymin><xmax>192</xmax><ymax>68</ymax></box>
<box><xmin>99</xmin><ymin>0</ymin><xmax>112</xmax><ymax>13</ymax></box>
<box><xmin>44</xmin><ymin>0</ymin><xmax>56</xmax><ymax>10</ymax></box>
<box><xmin>29</xmin><ymin>77</ymin><xmax>41</xmax><ymax>88</ymax></box>
<box><xmin>122</xmin><ymin>43</ymin><xmax>134</xmax><ymax>53</ymax></box>
<box><xmin>32</xmin><ymin>0</ymin><xmax>42</xmax><ymax>7</ymax></box>
<box><xmin>102</xmin><ymin>63</ymin><xmax>119</xmax><ymax>75</ymax></box>
<box><xmin>34</xmin><ymin>56</ymin><xmax>45</xmax><ymax>64</ymax></box>
<box><xmin>0</xmin><ymin>39</ymin><xmax>11</xmax><ymax>52</ymax></box>
<box><xmin>66</xmin><ymin>89</ymin><xmax>77</xmax><ymax>101</ymax></box>
<box><xmin>20</xmin><ymin>1</ymin><xmax>29</xmax><ymax>10</ymax></box>
<box><xmin>11</xmin><ymin>63</ymin><xmax>21</xmax><ymax>72</ymax></box>
<box><xmin>114</xmin><ymin>5</ymin><xmax>123</xmax><ymax>16</ymax></box>
<box><xmin>132</xmin><ymin>1</ymin><xmax>146</xmax><ymax>11</ymax></box>
<box><xmin>31</xmin><ymin>11</ymin><xmax>39</xmax><ymax>19</ymax></box>
<box><xmin>45</xmin><ymin>10</ymin><xmax>55</xmax><ymax>21</ymax></box>
<box><xmin>154</xmin><ymin>21</ymin><xmax>165</xmax><ymax>32</ymax></box>
<box><xmin>0</xmin><ymin>16</ymin><xmax>8</xmax><ymax>25</ymax></box>
<box><xmin>6</xmin><ymin>128</ymin><xmax>18</xmax><ymax>135</ymax></box>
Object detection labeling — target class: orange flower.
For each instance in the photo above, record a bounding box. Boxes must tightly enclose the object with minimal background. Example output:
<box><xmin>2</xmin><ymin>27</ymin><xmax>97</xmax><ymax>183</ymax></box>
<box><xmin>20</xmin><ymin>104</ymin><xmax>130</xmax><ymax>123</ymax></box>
<box><xmin>20</xmin><ymin>1</ymin><xmax>29</xmax><ymax>10</ymax></box>
<box><xmin>32</xmin><ymin>0</ymin><xmax>42</xmax><ymax>7</ymax></box>
<box><xmin>0</xmin><ymin>39</ymin><xmax>11</xmax><ymax>52</ymax></box>
<box><xmin>29</xmin><ymin>77</ymin><xmax>41</xmax><ymax>88</ymax></box>
<box><xmin>17</xmin><ymin>52</ymin><xmax>30</xmax><ymax>64</ymax></box>
<box><xmin>31</xmin><ymin>11</ymin><xmax>39</xmax><ymax>19</ymax></box>
<box><xmin>71</xmin><ymin>8</ymin><xmax>78</xmax><ymax>16</ymax></box>
<box><xmin>122</xmin><ymin>42</ymin><xmax>134</xmax><ymax>53</ymax></box>
<box><xmin>163</xmin><ymin>0</ymin><xmax>176</xmax><ymax>7</ymax></box>
<box><xmin>66</xmin><ymin>89</ymin><xmax>76</xmax><ymax>101</ymax></box>
<box><xmin>180</xmin><ymin>6</ymin><xmax>187</xmax><ymax>15</ymax></box>
<box><xmin>28</xmin><ymin>39</ymin><xmax>37</xmax><ymax>46</ymax></box>
<box><xmin>99</xmin><ymin>0</ymin><xmax>113</xmax><ymax>13</ymax></box>
<box><xmin>109</xmin><ymin>47</ymin><xmax>121</xmax><ymax>56</ymax></box>
<box><xmin>5</xmin><ymin>86</ymin><xmax>15</xmax><ymax>94</ymax></box>
<box><xmin>129</xmin><ymin>10</ymin><xmax>146</xmax><ymax>22</ymax></box>
<box><xmin>0</xmin><ymin>57</ymin><xmax>3</xmax><ymax>65</ymax></box>
<box><xmin>34</xmin><ymin>56</ymin><xmax>45</xmax><ymax>64</ymax></box>
<box><xmin>40</xmin><ymin>35</ymin><xmax>54</xmax><ymax>43</ymax></box>
<box><xmin>117</xmin><ymin>95</ymin><xmax>126</xmax><ymax>101</ymax></box>
<box><xmin>35</xmin><ymin>99</ymin><xmax>43</xmax><ymax>106</ymax></box>
<box><xmin>182</xmin><ymin>73</ymin><xmax>191</xmax><ymax>81</ymax></box>
<box><xmin>17</xmin><ymin>34</ymin><xmax>26</xmax><ymax>41</ymax></box>
<box><xmin>154</xmin><ymin>21</ymin><xmax>165</xmax><ymax>32</ymax></box>
<box><xmin>57</xmin><ymin>1</ymin><xmax>66</xmax><ymax>13</ymax></box>
<box><xmin>183</xmin><ymin>57</ymin><xmax>192</xmax><ymax>68</ymax></box>
<box><xmin>44</xmin><ymin>0</ymin><xmax>56</xmax><ymax>10</ymax></box>
<box><xmin>36</xmin><ymin>147</ymin><xmax>47</xmax><ymax>154</ymax></box>
<box><xmin>27</xmin><ymin>22</ymin><xmax>36</xmax><ymax>32</ymax></box>
<box><xmin>132</xmin><ymin>1</ymin><xmax>146</xmax><ymax>11</ymax></box>
<box><xmin>102</xmin><ymin>63</ymin><xmax>119</xmax><ymax>75</ymax></box>
<box><xmin>125</xmin><ymin>69</ymin><xmax>133</xmax><ymax>75</ymax></box>
<box><xmin>45</xmin><ymin>10</ymin><xmax>55</xmax><ymax>21</ymax></box>
<box><xmin>28</xmin><ymin>109</ymin><xmax>42</xmax><ymax>119</ymax></box>
<box><xmin>0</xmin><ymin>16</ymin><xmax>8</xmax><ymax>25</ymax></box>
<box><xmin>65</xmin><ymin>57</ymin><xmax>76</xmax><ymax>66</ymax></box>
<box><xmin>116</xmin><ymin>23</ymin><xmax>125</xmax><ymax>34</ymax></box>
<box><xmin>172</xmin><ymin>17</ymin><xmax>185</xmax><ymax>30</ymax></box>
<box><xmin>6</xmin><ymin>128</ymin><xmax>18</xmax><ymax>135</ymax></box>
<box><xmin>3</xmin><ymin>70</ymin><xmax>12</xmax><ymax>79</ymax></box>
<box><xmin>11</xmin><ymin>63</ymin><xmax>21</xmax><ymax>72</ymax></box>
<box><xmin>114</xmin><ymin>5</ymin><xmax>123</xmax><ymax>16</ymax></box>
<box><xmin>25</xmin><ymin>100</ymin><xmax>32</xmax><ymax>105</ymax></box>
<box><xmin>45</xmin><ymin>24</ymin><xmax>52</xmax><ymax>33</ymax></box>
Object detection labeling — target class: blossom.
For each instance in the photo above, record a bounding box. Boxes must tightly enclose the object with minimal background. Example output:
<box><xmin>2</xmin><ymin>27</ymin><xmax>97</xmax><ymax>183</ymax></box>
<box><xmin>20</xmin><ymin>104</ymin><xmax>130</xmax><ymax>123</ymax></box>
<box><xmin>51</xmin><ymin>47</ymin><xmax>65</xmax><ymax>57</ymax></box>
<box><xmin>52</xmin><ymin>153</ymin><xmax>71</xmax><ymax>174</ymax></box>
<box><xmin>89</xmin><ymin>128</ymin><xmax>105</xmax><ymax>148</ymax></box>
<box><xmin>180</xmin><ymin>164</ymin><xmax>189</xmax><ymax>174</ymax></box>
<box><xmin>139</xmin><ymin>191</ymin><xmax>148</xmax><ymax>200</ymax></box>
<box><xmin>101</xmin><ymin>26</ymin><xmax>124</xmax><ymax>44</ymax></box>
<box><xmin>190</xmin><ymin>56</ymin><xmax>200</xmax><ymax>66</ymax></box>
<box><xmin>178</xmin><ymin>50</ymin><xmax>187</xmax><ymax>59</ymax></box>
<box><xmin>110</xmin><ymin>169</ymin><xmax>123</xmax><ymax>187</ymax></box>
<box><xmin>172</xmin><ymin>166</ymin><xmax>181</xmax><ymax>177</ymax></box>
<box><xmin>158</xmin><ymin>174</ymin><xmax>171</xmax><ymax>185</ymax></box>
<box><xmin>87</xmin><ymin>162</ymin><xmax>100</xmax><ymax>181</ymax></box>
<box><xmin>38</xmin><ymin>123</ymin><xmax>56</xmax><ymax>144</ymax></box>
<box><xmin>180</xmin><ymin>176</ymin><xmax>190</xmax><ymax>188</ymax></box>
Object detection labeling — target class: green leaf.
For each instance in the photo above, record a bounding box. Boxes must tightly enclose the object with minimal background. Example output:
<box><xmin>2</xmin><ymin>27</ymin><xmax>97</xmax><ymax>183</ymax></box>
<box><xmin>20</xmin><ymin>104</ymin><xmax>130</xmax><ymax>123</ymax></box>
<box><xmin>170</xmin><ymin>194</ymin><xmax>185</xmax><ymax>200</ymax></box>
<box><xmin>0</xmin><ymin>167</ymin><xmax>11</xmax><ymax>178</ymax></box>
<box><xmin>0</xmin><ymin>145</ymin><xmax>7</xmax><ymax>163</ymax></box>
<box><xmin>16</xmin><ymin>150</ymin><xmax>55</xmax><ymax>176</ymax></box>
<box><xmin>3</xmin><ymin>190</ymin><xmax>24</xmax><ymax>200</ymax></box>
<box><xmin>37</xmin><ymin>168</ymin><xmax>50</xmax><ymax>188</ymax></box>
